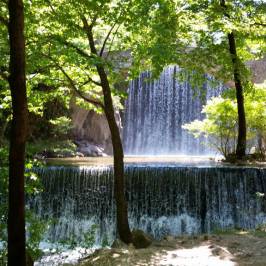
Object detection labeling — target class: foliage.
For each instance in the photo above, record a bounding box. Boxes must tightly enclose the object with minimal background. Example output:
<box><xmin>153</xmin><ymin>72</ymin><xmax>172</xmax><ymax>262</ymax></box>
<box><xmin>83</xmin><ymin>224</ymin><xmax>98</xmax><ymax>249</ymax></box>
<box><xmin>26</xmin><ymin>139</ymin><xmax>77</xmax><ymax>159</ymax></box>
<box><xmin>25</xmin><ymin>212</ymin><xmax>47</xmax><ymax>261</ymax></box>
<box><xmin>49</xmin><ymin>116</ymin><xmax>72</xmax><ymax>138</ymax></box>
<box><xmin>0</xmin><ymin>144</ymin><xmax>48</xmax><ymax>262</ymax></box>
<box><xmin>183</xmin><ymin>85</ymin><xmax>266</xmax><ymax>158</ymax></box>
<box><xmin>0</xmin><ymin>0</ymin><xmax>265</xmax><ymax>261</ymax></box>
<box><xmin>129</xmin><ymin>0</ymin><xmax>266</xmax><ymax>91</ymax></box>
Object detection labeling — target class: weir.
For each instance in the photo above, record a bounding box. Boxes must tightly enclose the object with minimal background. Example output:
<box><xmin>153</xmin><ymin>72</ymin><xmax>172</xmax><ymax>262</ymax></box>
<box><xmin>30</xmin><ymin>165</ymin><xmax>266</xmax><ymax>246</ymax></box>
<box><xmin>123</xmin><ymin>66</ymin><xmax>225</xmax><ymax>155</ymax></box>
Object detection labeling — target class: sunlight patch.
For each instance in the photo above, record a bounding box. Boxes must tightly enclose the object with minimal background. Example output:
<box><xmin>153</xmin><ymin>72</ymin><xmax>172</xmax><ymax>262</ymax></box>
<box><xmin>154</xmin><ymin>245</ymin><xmax>235</xmax><ymax>266</ymax></box>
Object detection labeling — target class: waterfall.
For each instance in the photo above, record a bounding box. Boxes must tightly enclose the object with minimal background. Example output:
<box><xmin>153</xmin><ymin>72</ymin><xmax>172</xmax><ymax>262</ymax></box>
<box><xmin>30</xmin><ymin>165</ymin><xmax>266</xmax><ymax>246</ymax></box>
<box><xmin>123</xmin><ymin>66</ymin><xmax>225</xmax><ymax>155</ymax></box>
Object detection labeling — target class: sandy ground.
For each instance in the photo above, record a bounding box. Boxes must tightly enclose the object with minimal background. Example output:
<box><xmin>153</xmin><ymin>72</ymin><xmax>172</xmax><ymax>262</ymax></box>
<box><xmin>79</xmin><ymin>231</ymin><xmax>266</xmax><ymax>266</ymax></box>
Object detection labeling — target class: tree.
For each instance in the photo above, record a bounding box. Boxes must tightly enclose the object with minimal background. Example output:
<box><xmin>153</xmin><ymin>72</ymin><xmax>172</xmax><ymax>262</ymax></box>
<box><xmin>28</xmin><ymin>0</ymin><xmax>134</xmax><ymax>243</ymax></box>
<box><xmin>7</xmin><ymin>0</ymin><xmax>28</xmax><ymax>265</ymax></box>
<box><xmin>220</xmin><ymin>0</ymin><xmax>246</xmax><ymax>158</ymax></box>
<box><xmin>82</xmin><ymin>16</ymin><xmax>133</xmax><ymax>243</ymax></box>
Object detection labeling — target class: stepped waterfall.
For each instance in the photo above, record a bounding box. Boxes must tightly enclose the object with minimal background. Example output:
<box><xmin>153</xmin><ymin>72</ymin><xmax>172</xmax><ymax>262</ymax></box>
<box><xmin>123</xmin><ymin>66</ymin><xmax>224</xmax><ymax>155</ymax></box>
<box><xmin>29</xmin><ymin>67</ymin><xmax>266</xmax><ymax>253</ymax></box>
<box><xmin>31</xmin><ymin>166</ymin><xmax>266</xmax><ymax>246</ymax></box>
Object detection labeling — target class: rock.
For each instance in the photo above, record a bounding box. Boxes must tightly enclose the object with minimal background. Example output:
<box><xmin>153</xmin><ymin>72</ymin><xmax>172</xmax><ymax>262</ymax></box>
<box><xmin>228</xmin><ymin>241</ymin><xmax>240</xmax><ymax>248</ymax></box>
<box><xmin>111</xmin><ymin>239</ymin><xmax>128</xmax><ymax>249</ymax></box>
<box><xmin>235</xmin><ymin>251</ymin><xmax>253</xmax><ymax>258</ymax></box>
<box><xmin>202</xmin><ymin>235</ymin><xmax>209</xmax><ymax>241</ymax></box>
<box><xmin>210</xmin><ymin>245</ymin><xmax>234</xmax><ymax>261</ymax></box>
<box><xmin>164</xmin><ymin>235</ymin><xmax>175</xmax><ymax>242</ymax></box>
<box><xmin>132</xmin><ymin>229</ymin><xmax>152</xmax><ymax>249</ymax></box>
<box><xmin>75</xmin><ymin>141</ymin><xmax>107</xmax><ymax>157</ymax></box>
<box><xmin>177</xmin><ymin>239</ymin><xmax>187</xmax><ymax>245</ymax></box>
<box><xmin>71</xmin><ymin>105</ymin><xmax>123</xmax><ymax>155</ymax></box>
<box><xmin>199</xmin><ymin>235</ymin><xmax>209</xmax><ymax>241</ymax></box>
<box><xmin>210</xmin><ymin>235</ymin><xmax>222</xmax><ymax>242</ymax></box>
<box><xmin>212</xmin><ymin>247</ymin><xmax>223</xmax><ymax>256</ymax></box>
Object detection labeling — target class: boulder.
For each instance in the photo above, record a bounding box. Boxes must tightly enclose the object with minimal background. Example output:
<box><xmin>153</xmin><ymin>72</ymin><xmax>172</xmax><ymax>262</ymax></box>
<box><xmin>111</xmin><ymin>239</ymin><xmax>128</xmax><ymax>249</ymax></box>
<box><xmin>132</xmin><ymin>229</ymin><xmax>152</xmax><ymax>249</ymax></box>
<box><xmin>75</xmin><ymin>141</ymin><xmax>107</xmax><ymax>157</ymax></box>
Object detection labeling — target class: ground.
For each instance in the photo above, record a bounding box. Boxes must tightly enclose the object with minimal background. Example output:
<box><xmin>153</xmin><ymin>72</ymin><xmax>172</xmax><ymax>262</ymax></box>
<box><xmin>79</xmin><ymin>230</ymin><xmax>266</xmax><ymax>266</ymax></box>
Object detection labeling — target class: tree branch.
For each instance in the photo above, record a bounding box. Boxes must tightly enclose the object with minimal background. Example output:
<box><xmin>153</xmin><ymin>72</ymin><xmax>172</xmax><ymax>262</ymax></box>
<box><xmin>106</xmin><ymin>24</ymin><xmax>121</xmax><ymax>58</ymax></box>
<box><xmin>251</xmin><ymin>22</ymin><xmax>266</xmax><ymax>27</ymax></box>
<box><xmin>81</xmin><ymin>76</ymin><xmax>102</xmax><ymax>87</ymax></box>
<box><xmin>81</xmin><ymin>15</ymin><xmax>98</xmax><ymax>55</ymax></box>
<box><xmin>52</xmin><ymin>60</ymin><xmax>103</xmax><ymax>108</ymax></box>
<box><xmin>46</xmin><ymin>0</ymin><xmax>56</xmax><ymax>13</ymax></box>
<box><xmin>99</xmin><ymin>23</ymin><xmax>116</xmax><ymax>57</ymax></box>
<box><xmin>59</xmin><ymin>64</ymin><xmax>104</xmax><ymax>108</ymax></box>
<box><xmin>52</xmin><ymin>36</ymin><xmax>93</xmax><ymax>60</ymax></box>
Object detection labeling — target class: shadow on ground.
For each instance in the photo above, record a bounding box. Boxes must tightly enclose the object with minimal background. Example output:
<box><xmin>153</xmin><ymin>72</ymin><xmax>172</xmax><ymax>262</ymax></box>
<box><xmin>79</xmin><ymin>230</ymin><xmax>266</xmax><ymax>266</ymax></box>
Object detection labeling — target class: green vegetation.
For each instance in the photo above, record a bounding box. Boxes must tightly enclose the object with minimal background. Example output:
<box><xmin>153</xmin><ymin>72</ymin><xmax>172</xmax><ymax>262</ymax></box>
<box><xmin>0</xmin><ymin>0</ymin><xmax>265</xmax><ymax>159</ymax></box>
<box><xmin>0</xmin><ymin>147</ymin><xmax>48</xmax><ymax>263</ymax></box>
<box><xmin>0</xmin><ymin>0</ymin><xmax>265</xmax><ymax>265</ymax></box>
<box><xmin>183</xmin><ymin>84</ymin><xmax>266</xmax><ymax>159</ymax></box>
<box><xmin>26</xmin><ymin>139</ymin><xmax>77</xmax><ymax>159</ymax></box>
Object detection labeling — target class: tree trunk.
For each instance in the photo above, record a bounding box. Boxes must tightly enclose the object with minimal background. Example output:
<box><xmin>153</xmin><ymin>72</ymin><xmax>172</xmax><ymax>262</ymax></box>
<box><xmin>98</xmin><ymin>65</ymin><xmax>133</xmax><ymax>244</ymax></box>
<box><xmin>227</xmin><ymin>32</ymin><xmax>246</xmax><ymax>159</ymax></box>
<box><xmin>220</xmin><ymin>0</ymin><xmax>246</xmax><ymax>159</ymax></box>
<box><xmin>7</xmin><ymin>0</ymin><xmax>28</xmax><ymax>265</ymax></box>
<box><xmin>85</xmin><ymin>23</ymin><xmax>132</xmax><ymax>244</ymax></box>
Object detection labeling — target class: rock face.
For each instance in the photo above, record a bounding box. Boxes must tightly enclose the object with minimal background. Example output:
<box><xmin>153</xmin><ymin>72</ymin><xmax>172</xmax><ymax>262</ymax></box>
<box><xmin>71</xmin><ymin>102</ymin><xmax>122</xmax><ymax>155</ymax></box>
<box><xmin>247</xmin><ymin>56</ymin><xmax>266</xmax><ymax>84</ymax></box>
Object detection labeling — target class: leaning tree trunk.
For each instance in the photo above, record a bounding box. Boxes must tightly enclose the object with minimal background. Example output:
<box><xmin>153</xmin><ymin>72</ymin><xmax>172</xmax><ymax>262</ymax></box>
<box><xmin>7</xmin><ymin>0</ymin><xmax>28</xmax><ymax>265</ymax></box>
<box><xmin>98</xmin><ymin>66</ymin><xmax>133</xmax><ymax>244</ymax></box>
<box><xmin>85</xmin><ymin>25</ymin><xmax>132</xmax><ymax>244</ymax></box>
<box><xmin>220</xmin><ymin>0</ymin><xmax>246</xmax><ymax>159</ymax></box>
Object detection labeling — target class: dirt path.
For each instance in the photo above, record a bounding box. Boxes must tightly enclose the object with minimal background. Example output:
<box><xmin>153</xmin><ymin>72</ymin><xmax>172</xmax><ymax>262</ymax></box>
<box><xmin>79</xmin><ymin>231</ymin><xmax>266</xmax><ymax>266</ymax></box>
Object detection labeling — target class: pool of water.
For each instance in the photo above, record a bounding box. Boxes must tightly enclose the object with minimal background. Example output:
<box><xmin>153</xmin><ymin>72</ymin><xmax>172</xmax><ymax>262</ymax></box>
<box><xmin>44</xmin><ymin>155</ymin><xmax>266</xmax><ymax>168</ymax></box>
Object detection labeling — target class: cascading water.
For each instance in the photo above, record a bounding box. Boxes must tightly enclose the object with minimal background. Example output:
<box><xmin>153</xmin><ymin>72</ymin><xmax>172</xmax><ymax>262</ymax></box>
<box><xmin>30</xmin><ymin>165</ymin><xmax>266</xmax><ymax>246</ymax></box>
<box><xmin>123</xmin><ymin>66</ymin><xmax>225</xmax><ymax>155</ymax></box>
